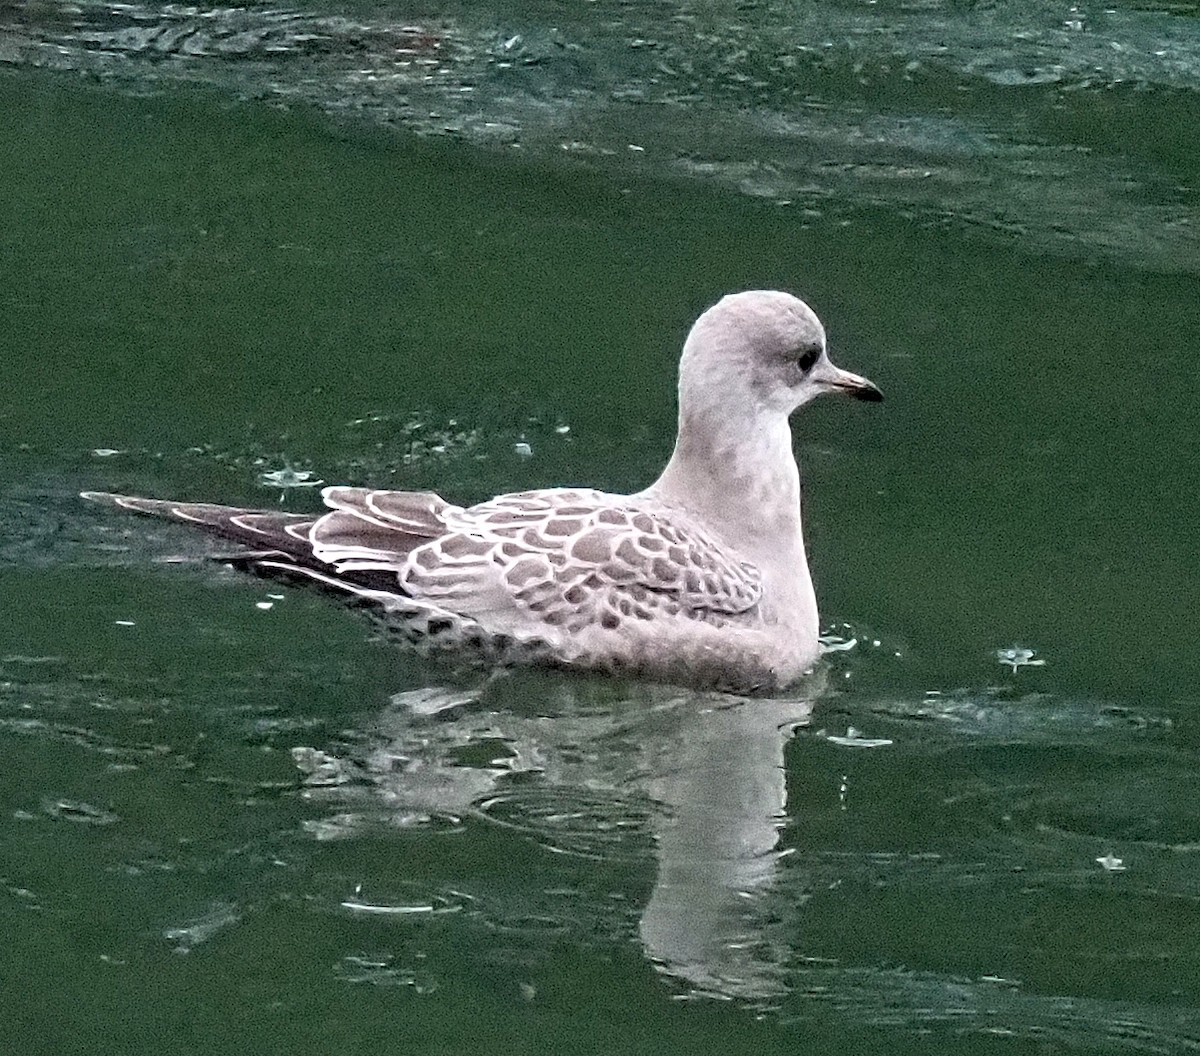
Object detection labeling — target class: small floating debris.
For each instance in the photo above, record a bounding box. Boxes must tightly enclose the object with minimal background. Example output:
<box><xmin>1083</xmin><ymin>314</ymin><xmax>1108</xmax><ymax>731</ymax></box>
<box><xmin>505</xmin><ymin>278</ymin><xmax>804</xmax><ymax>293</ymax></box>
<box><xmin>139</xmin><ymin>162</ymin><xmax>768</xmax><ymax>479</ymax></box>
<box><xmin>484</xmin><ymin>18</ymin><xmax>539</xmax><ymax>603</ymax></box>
<box><xmin>42</xmin><ymin>798</ymin><xmax>120</xmax><ymax>825</ymax></box>
<box><xmin>255</xmin><ymin>601</ymin><xmax>274</xmax><ymax>611</ymax></box>
<box><xmin>827</xmin><ymin>726</ymin><xmax>893</xmax><ymax>749</ymax></box>
<box><xmin>259</xmin><ymin>467</ymin><xmax>324</xmax><ymax>488</ymax></box>
<box><xmin>114</xmin><ymin>620</ymin><xmax>136</xmax><ymax>627</ymax></box>
<box><xmin>819</xmin><ymin>633</ymin><xmax>858</xmax><ymax>653</ymax></box>
<box><xmin>1096</xmin><ymin>853</ymin><xmax>1126</xmax><ymax>872</ymax></box>
<box><xmin>340</xmin><ymin>900</ymin><xmax>441</xmax><ymax>916</ymax></box>
<box><xmin>164</xmin><ymin>901</ymin><xmax>240</xmax><ymax>954</ymax></box>
<box><xmin>997</xmin><ymin>646</ymin><xmax>1046</xmax><ymax>672</ymax></box>
<box><xmin>259</xmin><ymin>466</ymin><xmax>324</xmax><ymax>503</ymax></box>
<box><xmin>513</xmin><ymin>440</ymin><xmax>533</xmax><ymax>459</ymax></box>
<box><xmin>340</xmin><ymin>882</ymin><xmax>464</xmax><ymax>917</ymax></box>
<box><xmin>91</xmin><ymin>448</ymin><xmax>122</xmax><ymax>458</ymax></box>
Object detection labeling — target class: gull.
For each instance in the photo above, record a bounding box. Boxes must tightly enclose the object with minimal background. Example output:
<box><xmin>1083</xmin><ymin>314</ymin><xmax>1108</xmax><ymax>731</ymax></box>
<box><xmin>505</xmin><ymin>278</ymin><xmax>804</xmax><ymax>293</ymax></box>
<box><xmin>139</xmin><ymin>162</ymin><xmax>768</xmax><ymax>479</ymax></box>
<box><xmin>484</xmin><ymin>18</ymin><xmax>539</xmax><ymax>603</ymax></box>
<box><xmin>82</xmin><ymin>290</ymin><xmax>882</xmax><ymax>693</ymax></box>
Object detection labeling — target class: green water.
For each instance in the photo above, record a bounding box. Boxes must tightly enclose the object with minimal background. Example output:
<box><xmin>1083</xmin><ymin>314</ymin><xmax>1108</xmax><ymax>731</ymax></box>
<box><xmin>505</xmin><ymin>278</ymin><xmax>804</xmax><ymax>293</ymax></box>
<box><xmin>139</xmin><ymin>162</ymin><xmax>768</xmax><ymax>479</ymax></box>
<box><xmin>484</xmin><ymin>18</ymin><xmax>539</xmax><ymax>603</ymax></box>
<box><xmin>3</xmin><ymin>2</ymin><xmax>1200</xmax><ymax>1049</ymax></box>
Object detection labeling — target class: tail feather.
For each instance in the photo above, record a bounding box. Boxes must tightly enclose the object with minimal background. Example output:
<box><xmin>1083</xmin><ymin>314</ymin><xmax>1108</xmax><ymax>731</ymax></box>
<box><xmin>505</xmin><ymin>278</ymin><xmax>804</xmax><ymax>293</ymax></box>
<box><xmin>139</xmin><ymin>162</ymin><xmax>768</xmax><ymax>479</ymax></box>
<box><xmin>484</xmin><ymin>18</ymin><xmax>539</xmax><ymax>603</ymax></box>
<box><xmin>81</xmin><ymin>490</ymin><xmax>316</xmax><ymax>560</ymax></box>
<box><xmin>81</xmin><ymin>490</ymin><xmax>403</xmax><ymax>595</ymax></box>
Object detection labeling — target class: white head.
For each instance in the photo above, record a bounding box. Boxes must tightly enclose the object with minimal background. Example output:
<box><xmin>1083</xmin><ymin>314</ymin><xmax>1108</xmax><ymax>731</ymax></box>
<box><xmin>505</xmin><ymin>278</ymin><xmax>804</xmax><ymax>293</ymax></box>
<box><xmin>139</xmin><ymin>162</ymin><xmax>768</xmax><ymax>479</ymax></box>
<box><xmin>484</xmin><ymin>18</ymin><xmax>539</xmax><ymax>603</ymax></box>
<box><xmin>678</xmin><ymin>290</ymin><xmax>882</xmax><ymax>419</ymax></box>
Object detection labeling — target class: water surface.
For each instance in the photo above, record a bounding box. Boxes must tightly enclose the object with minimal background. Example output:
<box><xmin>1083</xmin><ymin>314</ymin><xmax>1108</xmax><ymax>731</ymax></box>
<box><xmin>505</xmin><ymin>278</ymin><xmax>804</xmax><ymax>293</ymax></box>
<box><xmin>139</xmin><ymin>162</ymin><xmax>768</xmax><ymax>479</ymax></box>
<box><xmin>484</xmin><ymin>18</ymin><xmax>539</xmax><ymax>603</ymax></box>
<box><xmin>2</xmin><ymin>3</ymin><xmax>1200</xmax><ymax>1053</ymax></box>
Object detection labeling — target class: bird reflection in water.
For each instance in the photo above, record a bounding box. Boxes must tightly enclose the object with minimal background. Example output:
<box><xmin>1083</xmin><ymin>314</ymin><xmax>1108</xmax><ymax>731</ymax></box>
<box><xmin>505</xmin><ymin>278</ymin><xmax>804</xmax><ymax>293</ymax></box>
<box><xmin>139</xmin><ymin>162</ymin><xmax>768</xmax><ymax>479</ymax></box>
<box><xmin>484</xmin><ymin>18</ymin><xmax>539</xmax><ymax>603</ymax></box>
<box><xmin>292</xmin><ymin>668</ymin><xmax>826</xmax><ymax>1002</ymax></box>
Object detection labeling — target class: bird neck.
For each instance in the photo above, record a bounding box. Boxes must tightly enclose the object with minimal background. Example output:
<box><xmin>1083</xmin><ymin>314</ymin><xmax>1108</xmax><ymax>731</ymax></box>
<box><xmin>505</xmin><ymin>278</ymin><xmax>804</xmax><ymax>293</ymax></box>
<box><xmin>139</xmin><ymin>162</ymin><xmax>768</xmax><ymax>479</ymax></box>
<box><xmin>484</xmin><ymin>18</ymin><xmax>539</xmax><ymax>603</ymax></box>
<box><xmin>647</xmin><ymin>408</ymin><xmax>806</xmax><ymax>559</ymax></box>
<box><xmin>642</xmin><ymin>404</ymin><xmax>821</xmax><ymax>646</ymax></box>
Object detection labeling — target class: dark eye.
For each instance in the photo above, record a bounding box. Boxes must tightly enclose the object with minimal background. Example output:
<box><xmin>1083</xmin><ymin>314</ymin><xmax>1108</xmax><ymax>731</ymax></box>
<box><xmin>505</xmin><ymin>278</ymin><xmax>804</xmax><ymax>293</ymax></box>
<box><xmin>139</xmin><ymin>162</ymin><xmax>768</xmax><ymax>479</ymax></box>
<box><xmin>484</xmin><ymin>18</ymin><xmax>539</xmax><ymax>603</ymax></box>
<box><xmin>796</xmin><ymin>345</ymin><xmax>821</xmax><ymax>373</ymax></box>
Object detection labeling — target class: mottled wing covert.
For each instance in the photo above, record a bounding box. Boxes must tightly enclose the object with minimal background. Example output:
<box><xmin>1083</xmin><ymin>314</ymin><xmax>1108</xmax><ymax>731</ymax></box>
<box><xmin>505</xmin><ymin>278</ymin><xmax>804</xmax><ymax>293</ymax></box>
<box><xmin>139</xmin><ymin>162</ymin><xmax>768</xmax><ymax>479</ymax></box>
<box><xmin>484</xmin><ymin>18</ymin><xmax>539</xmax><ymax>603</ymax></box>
<box><xmin>396</xmin><ymin>488</ymin><xmax>763</xmax><ymax>631</ymax></box>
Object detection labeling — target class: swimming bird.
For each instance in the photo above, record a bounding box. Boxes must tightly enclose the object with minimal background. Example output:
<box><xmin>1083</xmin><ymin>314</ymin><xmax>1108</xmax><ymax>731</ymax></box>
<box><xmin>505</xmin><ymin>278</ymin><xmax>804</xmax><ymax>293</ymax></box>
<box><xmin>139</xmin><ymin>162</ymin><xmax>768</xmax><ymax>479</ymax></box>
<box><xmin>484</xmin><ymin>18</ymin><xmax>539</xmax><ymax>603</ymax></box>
<box><xmin>83</xmin><ymin>290</ymin><xmax>881</xmax><ymax>693</ymax></box>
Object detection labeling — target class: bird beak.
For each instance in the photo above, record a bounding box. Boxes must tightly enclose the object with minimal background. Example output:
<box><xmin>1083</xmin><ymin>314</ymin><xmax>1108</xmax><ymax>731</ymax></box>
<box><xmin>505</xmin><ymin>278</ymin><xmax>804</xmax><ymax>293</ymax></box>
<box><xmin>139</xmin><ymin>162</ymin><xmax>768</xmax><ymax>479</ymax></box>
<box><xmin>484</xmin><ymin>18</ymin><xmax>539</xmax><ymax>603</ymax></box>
<box><xmin>819</xmin><ymin>361</ymin><xmax>884</xmax><ymax>402</ymax></box>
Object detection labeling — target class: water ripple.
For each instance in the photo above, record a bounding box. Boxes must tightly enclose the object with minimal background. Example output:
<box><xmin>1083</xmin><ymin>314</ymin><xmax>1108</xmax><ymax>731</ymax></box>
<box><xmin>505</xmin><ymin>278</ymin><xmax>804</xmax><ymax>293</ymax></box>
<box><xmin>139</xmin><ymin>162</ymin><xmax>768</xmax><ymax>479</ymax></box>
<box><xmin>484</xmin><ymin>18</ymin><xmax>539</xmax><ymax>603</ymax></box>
<box><xmin>3</xmin><ymin>0</ymin><xmax>1198</xmax><ymax>269</ymax></box>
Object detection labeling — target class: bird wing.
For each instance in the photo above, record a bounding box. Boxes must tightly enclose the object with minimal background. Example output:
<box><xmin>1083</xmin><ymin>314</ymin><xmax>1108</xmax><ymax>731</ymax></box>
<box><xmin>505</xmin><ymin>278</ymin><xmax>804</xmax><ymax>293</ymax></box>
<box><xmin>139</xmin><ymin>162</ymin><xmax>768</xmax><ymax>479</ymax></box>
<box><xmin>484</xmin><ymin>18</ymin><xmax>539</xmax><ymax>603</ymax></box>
<box><xmin>85</xmin><ymin>486</ymin><xmax>764</xmax><ymax>633</ymax></box>
<box><xmin>311</xmin><ymin>486</ymin><xmax>763</xmax><ymax>629</ymax></box>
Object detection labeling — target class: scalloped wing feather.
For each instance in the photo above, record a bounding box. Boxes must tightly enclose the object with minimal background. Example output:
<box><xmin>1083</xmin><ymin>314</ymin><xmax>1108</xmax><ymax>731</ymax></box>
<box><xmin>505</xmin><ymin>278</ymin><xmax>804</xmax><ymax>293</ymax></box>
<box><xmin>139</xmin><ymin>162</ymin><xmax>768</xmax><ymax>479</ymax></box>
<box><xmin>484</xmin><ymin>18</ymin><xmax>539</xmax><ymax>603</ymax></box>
<box><xmin>223</xmin><ymin>485</ymin><xmax>765</xmax><ymax>636</ymax></box>
<box><xmin>403</xmin><ymin>488</ymin><xmax>763</xmax><ymax>629</ymax></box>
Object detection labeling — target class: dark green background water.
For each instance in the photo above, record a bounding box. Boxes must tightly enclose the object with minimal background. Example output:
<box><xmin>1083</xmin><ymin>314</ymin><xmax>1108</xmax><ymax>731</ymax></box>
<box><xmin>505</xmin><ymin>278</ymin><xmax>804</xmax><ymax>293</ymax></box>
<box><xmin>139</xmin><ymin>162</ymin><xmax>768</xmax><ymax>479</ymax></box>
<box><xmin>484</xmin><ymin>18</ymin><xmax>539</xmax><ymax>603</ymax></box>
<box><xmin>2</xmin><ymin>1</ymin><xmax>1199</xmax><ymax>1052</ymax></box>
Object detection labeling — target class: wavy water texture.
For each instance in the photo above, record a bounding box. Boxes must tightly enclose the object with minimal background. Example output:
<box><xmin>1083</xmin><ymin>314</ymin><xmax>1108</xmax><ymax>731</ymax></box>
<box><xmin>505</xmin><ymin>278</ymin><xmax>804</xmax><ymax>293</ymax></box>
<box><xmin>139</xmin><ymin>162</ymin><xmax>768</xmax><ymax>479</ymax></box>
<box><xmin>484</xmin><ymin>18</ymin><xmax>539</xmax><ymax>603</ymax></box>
<box><xmin>3</xmin><ymin>551</ymin><xmax>1198</xmax><ymax>1048</ymax></box>
<box><xmin>2</xmin><ymin>0</ymin><xmax>1198</xmax><ymax>270</ymax></box>
<box><xmin>3</xmin><ymin>6</ymin><xmax>1199</xmax><ymax>1048</ymax></box>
